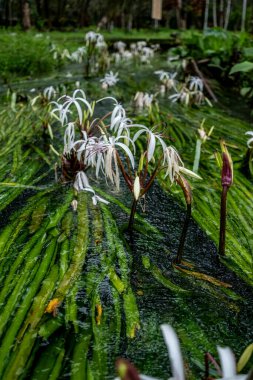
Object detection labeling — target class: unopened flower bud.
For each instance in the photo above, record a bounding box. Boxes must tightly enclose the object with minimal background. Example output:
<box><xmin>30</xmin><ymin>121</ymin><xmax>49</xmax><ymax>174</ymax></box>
<box><xmin>221</xmin><ymin>152</ymin><xmax>233</xmax><ymax>187</ymax></box>
<box><xmin>115</xmin><ymin>359</ymin><xmax>140</xmax><ymax>380</ymax></box>
<box><xmin>71</xmin><ymin>199</ymin><xmax>78</xmax><ymax>211</ymax></box>
<box><xmin>133</xmin><ymin>176</ymin><xmax>141</xmax><ymax>201</ymax></box>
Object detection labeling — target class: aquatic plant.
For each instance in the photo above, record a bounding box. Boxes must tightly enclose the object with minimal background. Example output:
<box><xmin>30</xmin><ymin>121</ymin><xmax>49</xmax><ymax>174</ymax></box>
<box><xmin>50</xmin><ymin>90</ymin><xmax>200</xmax><ymax>229</ymax></box>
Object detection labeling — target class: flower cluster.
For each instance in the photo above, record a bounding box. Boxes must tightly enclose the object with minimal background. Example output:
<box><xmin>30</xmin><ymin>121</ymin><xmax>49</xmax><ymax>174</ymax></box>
<box><xmin>112</xmin><ymin>40</ymin><xmax>159</xmax><ymax>65</ymax></box>
<box><xmin>169</xmin><ymin>75</ymin><xmax>212</xmax><ymax>107</ymax></box>
<box><xmin>50</xmin><ymin>89</ymin><xmax>199</xmax><ymax>207</ymax></box>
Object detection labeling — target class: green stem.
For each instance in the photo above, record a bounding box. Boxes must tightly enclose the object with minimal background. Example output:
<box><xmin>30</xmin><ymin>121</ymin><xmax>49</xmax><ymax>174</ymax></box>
<box><xmin>176</xmin><ymin>204</ymin><xmax>192</xmax><ymax>264</ymax></box>
<box><xmin>193</xmin><ymin>139</ymin><xmax>202</xmax><ymax>173</ymax></box>
<box><xmin>128</xmin><ymin>198</ymin><xmax>138</xmax><ymax>231</ymax></box>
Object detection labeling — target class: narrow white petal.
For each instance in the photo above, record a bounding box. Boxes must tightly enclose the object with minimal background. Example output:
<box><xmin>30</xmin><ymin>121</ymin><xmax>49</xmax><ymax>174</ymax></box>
<box><xmin>217</xmin><ymin>346</ymin><xmax>237</xmax><ymax>378</ymax></box>
<box><xmin>179</xmin><ymin>167</ymin><xmax>202</xmax><ymax>180</ymax></box>
<box><xmin>147</xmin><ymin>132</ymin><xmax>156</xmax><ymax>162</ymax></box>
<box><xmin>161</xmin><ymin>324</ymin><xmax>185</xmax><ymax>380</ymax></box>
<box><xmin>116</xmin><ymin>142</ymin><xmax>135</xmax><ymax>168</ymax></box>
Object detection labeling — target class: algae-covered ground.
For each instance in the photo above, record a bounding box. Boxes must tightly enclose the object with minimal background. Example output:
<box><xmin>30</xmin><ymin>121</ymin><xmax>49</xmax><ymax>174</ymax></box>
<box><xmin>0</xmin><ymin>32</ymin><xmax>252</xmax><ymax>379</ymax></box>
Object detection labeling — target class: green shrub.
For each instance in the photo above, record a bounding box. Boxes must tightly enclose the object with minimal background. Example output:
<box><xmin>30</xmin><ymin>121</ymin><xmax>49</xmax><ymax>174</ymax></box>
<box><xmin>0</xmin><ymin>33</ymin><xmax>57</xmax><ymax>82</ymax></box>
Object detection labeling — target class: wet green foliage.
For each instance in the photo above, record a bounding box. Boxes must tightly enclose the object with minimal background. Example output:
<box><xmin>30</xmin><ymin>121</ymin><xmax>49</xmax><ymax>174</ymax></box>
<box><xmin>0</xmin><ymin>32</ymin><xmax>252</xmax><ymax>379</ymax></box>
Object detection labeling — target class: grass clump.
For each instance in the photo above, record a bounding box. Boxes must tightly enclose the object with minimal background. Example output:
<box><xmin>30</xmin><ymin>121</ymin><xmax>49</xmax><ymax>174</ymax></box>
<box><xmin>0</xmin><ymin>33</ymin><xmax>57</xmax><ymax>82</ymax></box>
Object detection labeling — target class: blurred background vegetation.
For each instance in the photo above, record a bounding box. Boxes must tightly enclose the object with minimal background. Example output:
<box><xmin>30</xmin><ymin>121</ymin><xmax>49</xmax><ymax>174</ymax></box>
<box><xmin>0</xmin><ymin>0</ymin><xmax>252</xmax><ymax>32</ymax></box>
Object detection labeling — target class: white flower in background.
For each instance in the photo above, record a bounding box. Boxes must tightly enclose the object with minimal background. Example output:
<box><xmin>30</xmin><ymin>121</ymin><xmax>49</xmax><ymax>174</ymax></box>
<box><xmin>85</xmin><ymin>31</ymin><xmax>98</xmax><ymax>43</ymax></box>
<box><xmin>61</xmin><ymin>48</ymin><xmax>70</xmax><ymax>59</ymax></box>
<box><xmin>169</xmin><ymin>88</ymin><xmax>191</xmax><ymax>106</ymax></box>
<box><xmin>122</xmin><ymin>50</ymin><xmax>133</xmax><ymax>61</ymax></box>
<box><xmin>114</xmin><ymin>41</ymin><xmax>126</xmax><ymax>53</ymax></box>
<box><xmin>245</xmin><ymin>131</ymin><xmax>253</xmax><ymax>147</ymax></box>
<box><xmin>160</xmin><ymin>84</ymin><xmax>166</xmax><ymax>95</ymax></box>
<box><xmin>100</xmin><ymin>71</ymin><xmax>119</xmax><ymax>89</ymax></box>
<box><xmin>134</xmin><ymin>92</ymin><xmax>144</xmax><ymax>108</ymax></box>
<box><xmin>143</xmin><ymin>93</ymin><xmax>153</xmax><ymax>107</ymax></box>
<box><xmin>85</xmin><ymin>31</ymin><xmax>105</xmax><ymax>49</ymax></box>
<box><xmin>142</xmin><ymin>47</ymin><xmax>154</xmax><ymax>58</ymax></box>
<box><xmin>130</xmin><ymin>43</ymin><xmax>137</xmax><ymax>51</ymax></box>
<box><xmin>134</xmin><ymin>92</ymin><xmax>154</xmax><ymax>109</ymax></box>
<box><xmin>30</xmin><ymin>88</ymin><xmax>36</xmax><ymax>93</ymax></box>
<box><xmin>66</xmin><ymin>72</ymin><xmax>73</xmax><ymax>78</ymax></box>
<box><xmin>187</xmin><ymin>76</ymin><xmax>204</xmax><ymax>92</ymax></box>
<box><xmin>70</xmin><ymin>47</ymin><xmax>86</xmax><ymax>63</ymax></box>
<box><xmin>137</xmin><ymin>41</ymin><xmax>147</xmax><ymax>50</ymax></box>
<box><xmin>43</xmin><ymin>86</ymin><xmax>57</xmax><ymax>100</ymax></box>
<box><xmin>140</xmin><ymin>47</ymin><xmax>155</xmax><ymax>63</ymax></box>
<box><xmin>151</xmin><ymin>43</ymin><xmax>160</xmax><ymax>51</ymax></box>
<box><xmin>155</xmin><ymin>70</ymin><xmax>169</xmax><ymax>81</ymax></box>
<box><xmin>112</xmin><ymin>52</ymin><xmax>121</xmax><ymax>64</ymax></box>
<box><xmin>155</xmin><ymin>71</ymin><xmax>177</xmax><ymax>90</ymax></box>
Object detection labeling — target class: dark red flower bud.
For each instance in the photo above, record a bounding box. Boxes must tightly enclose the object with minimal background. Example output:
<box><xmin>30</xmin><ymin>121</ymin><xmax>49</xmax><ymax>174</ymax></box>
<box><xmin>115</xmin><ymin>359</ymin><xmax>141</xmax><ymax>380</ymax></box>
<box><xmin>221</xmin><ymin>152</ymin><xmax>233</xmax><ymax>187</ymax></box>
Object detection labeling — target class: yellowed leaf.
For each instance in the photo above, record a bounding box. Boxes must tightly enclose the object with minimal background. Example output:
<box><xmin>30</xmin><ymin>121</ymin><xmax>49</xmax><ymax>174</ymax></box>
<box><xmin>237</xmin><ymin>343</ymin><xmax>253</xmax><ymax>372</ymax></box>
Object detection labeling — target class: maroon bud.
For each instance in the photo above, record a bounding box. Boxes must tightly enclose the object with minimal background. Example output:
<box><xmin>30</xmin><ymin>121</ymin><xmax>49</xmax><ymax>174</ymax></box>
<box><xmin>115</xmin><ymin>358</ymin><xmax>141</xmax><ymax>380</ymax></box>
<box><xmin>221</xmin><ymin>152</ymin><xmax>233</xmax><ymax>187</ymax></box>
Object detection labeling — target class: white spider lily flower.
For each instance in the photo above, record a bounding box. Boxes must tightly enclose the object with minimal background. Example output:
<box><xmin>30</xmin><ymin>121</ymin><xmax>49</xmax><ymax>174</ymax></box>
<box><xmin>133</xmin><ymin>176</ymin><xmax>141</xmax><ymax>200</ymax></box>
<box><xmin>133</xmin><ymin>127</ymin><xmax>167</xmax><ymax>162</ymax></box>
<box><xmin>74</xmin><ymin>171</ymin><xmax>109</xmax><ymax>205</ymax></box>
<box><xmin>155</xmin><ymin>71</ymin><xmax>177</xmax><ymax>90</ymax></box>
<box><xmin>155</xmin><ymin>70</ymin><xmax>170</xmax><ymax>81</ymax></box>
<box><xmin>169</xmin><ymin>88</ymin><xmax>191</xmax><ymax>106</ymax></box>
<box><xmin>50</xmin><ymin>102</ymin><xmax>72</xmax><ymax>125</ymax></box>
<box><xmin>61</xmin><ymin>48</ymin><xmax>70</xmax><ymax>59</ymax></box>
<box><xmin>114</xmin><ymin>41</ymin><xmax>126</xmax><ymax>53</ymax></box>
<box><xmin>137</xmin><ymin>41</ymin><xmax>147</xmax><ymax>50</ymax></box>
<box><xmin>74</xmin><ymin>171</ymin><xmax>90</xmax><ymax>191</ymax></box>
<box><xmin>122</xmin><ymin>50</ymin><xmax>133</xmax><ymax>60</ymax></box>
<box><xmin>100</xmin><ymin>71</ymin><xmax>119</xmax><ymax>87</ymax></box>
<box><xmin>245</xmin><ymin>131</ymin><xmax>253</xmax><ymax>147</ymax></box>
<box><xmin>163</xmin><ymin>146</ymin><xmax>184</xmax><ymax>183</ymax></box>
<box><xmin>187</xmin><ymin>76</ymin><xmax>204</xmax><ymax>92</ymax></box>
<box><xmin>134</xmin><ymin>92</ymin><xmax>144</xmax><ymax>108</ymax></box>
<box><xmin>43</xmin><ymin>86</ymin><xmax>57</xmax><ymax>100</ymax></box>
<box><xmin>64</xmin><ymin>123</ymin><xmax>75</xmax><ymax>154</ymax></box>
<box><xmin>141</xmin><ymin>47</ymin><xmax>154</xmax><ymax>58</ymax></box>
<box><xmin>143</xmin><ymin>93</ymin><xmax>153</xmax><ymax>108</ymax></box>
<box><xmin>85</xmin><ymin>31</ymin><xmax>98</xmax><ymax>43</ymax></box>
<box><xmin>163</xmin><ymin>147</ymin><xmax>201</xmax><ymax>183</ymax></box>
<box><xmin>103</xmin><ymin>136</ymin><xmax>135</xmax><ymax>190</ymax></box>
<box><xmin>57</xmin><ymin>89</ymin><xmax>92</xmax><ymax>125</ymax></box>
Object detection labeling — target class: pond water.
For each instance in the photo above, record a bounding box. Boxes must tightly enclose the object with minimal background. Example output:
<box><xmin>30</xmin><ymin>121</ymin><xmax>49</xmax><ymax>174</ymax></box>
<box><xmin>0</xmin><ymin>50</ymin><xmax>252</xmax><ymax>379</ymax></box>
